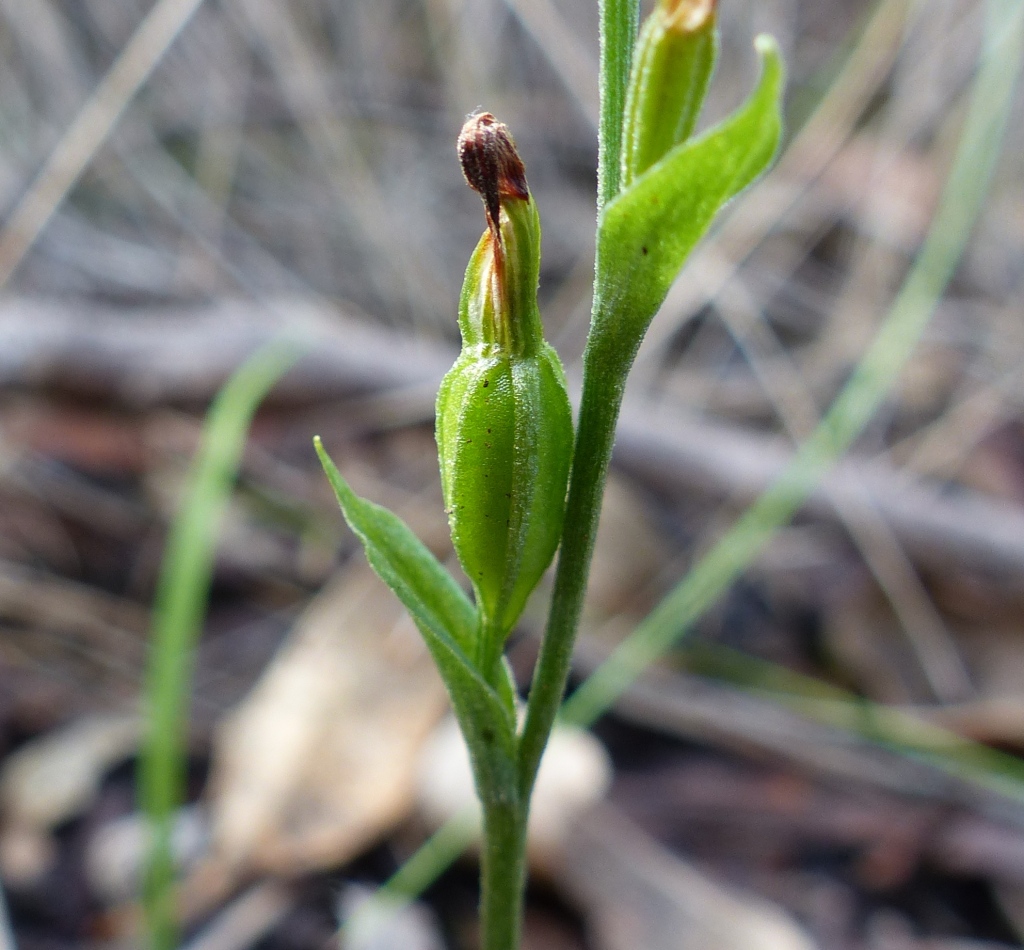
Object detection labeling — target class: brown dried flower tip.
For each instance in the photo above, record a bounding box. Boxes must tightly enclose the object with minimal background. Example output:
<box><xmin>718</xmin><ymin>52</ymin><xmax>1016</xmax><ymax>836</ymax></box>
<box><xmin>458</xmin><ymin>112</ymin><xmax>529</xmax><ymax>240</ymax></box>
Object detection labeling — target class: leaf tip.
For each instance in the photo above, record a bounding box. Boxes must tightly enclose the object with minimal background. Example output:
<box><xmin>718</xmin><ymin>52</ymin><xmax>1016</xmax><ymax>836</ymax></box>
<box><xmin>313</xmin><ymin>435</ymin><xmax>339</xmax><ymax>481</ymax></box>
<box><xmin>754</xmin><ymin>33</ymin><xmax>784</xmax><ymax>83</ymax></box>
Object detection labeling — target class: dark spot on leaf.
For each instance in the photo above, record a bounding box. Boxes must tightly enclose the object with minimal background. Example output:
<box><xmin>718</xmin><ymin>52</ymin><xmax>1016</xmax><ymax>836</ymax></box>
<box><xmin>483</xmin><ymin>379</ymin><xmax>489</xmax><ymax>387</ymax></box>
<box><xmin>641</xmin><ymin>246</ymin><xmax>648</xmax><ymax>255</ymax></box>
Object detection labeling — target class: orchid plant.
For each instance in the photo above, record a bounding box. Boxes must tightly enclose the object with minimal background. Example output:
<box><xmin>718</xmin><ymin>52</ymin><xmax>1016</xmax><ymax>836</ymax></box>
<box><xmin>316</xmin><ymin>2</ymin><xmax>783</xmax><ymax>946</ymax></box>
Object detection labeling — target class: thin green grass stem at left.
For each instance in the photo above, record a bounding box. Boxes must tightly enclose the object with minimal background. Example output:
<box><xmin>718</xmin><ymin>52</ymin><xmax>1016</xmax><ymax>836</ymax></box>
<box><xmin>139</xmin><ymin>340</ymin><xmax>301</xmax><ymax>950</ymax></box>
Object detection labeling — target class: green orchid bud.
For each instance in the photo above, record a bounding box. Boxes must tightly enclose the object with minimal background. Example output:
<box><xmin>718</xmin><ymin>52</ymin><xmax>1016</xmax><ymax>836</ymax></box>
<box><xmin>437</xmin><ymin>113</ymin><xmax>573</xmax><ymax>673</ymax></box>
<box><xmin>621</xmin><ymin>0</ymin><xmax>718</xmax><ymax>188</ymax></box>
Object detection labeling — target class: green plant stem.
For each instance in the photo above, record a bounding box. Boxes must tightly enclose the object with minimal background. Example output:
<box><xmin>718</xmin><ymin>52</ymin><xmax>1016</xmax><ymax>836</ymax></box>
<box><xmin>140</xmin><ymin>341</ymin><xmax>300</xmax><ymax>950</ymax></box>
<box><xmin>517</xmin><ymin>0</ymin><xmax>640</xmax><ymax>813</ymax></box>
<box><xmin>597</xmin><ymin>0</ymin><xmax>640</xmax><ymax>210</ymax></box>
<box><xmin>479</xmin><ymin>613</ymin><xmax>506</xmax><ymax>691</ymax></box>
<box><xmin>518</xmin><ymin>330</ymin><xmax>636</xmax><ymax>797</ymax></box>
<box><xmin>519</xmin><ymin>16</ymin><xmax>783</xmax><ymax>804</ymax></box>
<box><xmin>479</xmin><ymin>800</ymin><xmax>528</xmax><ymax>950</ymax></box>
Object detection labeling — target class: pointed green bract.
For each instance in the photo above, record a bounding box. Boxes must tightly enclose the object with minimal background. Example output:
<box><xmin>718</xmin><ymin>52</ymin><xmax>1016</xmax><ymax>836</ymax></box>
<box><xmin>314</xmin><ymin>438</ymin><xmax>517</xmax><ymax>790</ymax></box>
<box><xmin>595</xmin><ymin>36</ymin><xmax>783</xmax><ymax>362</ymax></box>
<box><xmin>316</xmin><ymin>437</ymin><xmax>476</xmax><ymax>651</ymax></box>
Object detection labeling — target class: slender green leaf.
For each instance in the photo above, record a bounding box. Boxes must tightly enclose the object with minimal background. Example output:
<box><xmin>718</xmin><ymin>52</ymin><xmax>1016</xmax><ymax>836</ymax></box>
<box><xmin>141</xmin><ymin>340</ymin><xmax>302</xmax><ymax>950</ymax></box>
<box><xmin>595</xmin><ymin>36</ymin><xmax>783</xmax><ymax>354</ymax></box>
<box><xmin>316</xmin><ymin>437</ymin><xmax>475</xmax><ymax>652</ymax></box>
<box><xmin>314</xmin><ymin>438</ymin><xmax>518</xmax><ymax>797</ymax></box>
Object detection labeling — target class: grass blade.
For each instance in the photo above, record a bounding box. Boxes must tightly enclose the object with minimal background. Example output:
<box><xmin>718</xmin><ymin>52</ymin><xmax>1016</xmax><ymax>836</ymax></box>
<box><xmin>139</xmin><ymin>341</ymin><xmax>301</xmax><ymax>950</ymax></box>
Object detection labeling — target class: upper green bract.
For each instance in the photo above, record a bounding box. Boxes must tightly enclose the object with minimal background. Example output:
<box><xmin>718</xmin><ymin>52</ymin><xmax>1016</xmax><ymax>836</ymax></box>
<box><xmin>437</xmin><ymin>185</ymin><xmax>572</xmax><ymax>669</ymax></box>
<box><xmin>590</xmin><ymin>35</ymin><xmax>784</xmax><ymax>373</ymax></box>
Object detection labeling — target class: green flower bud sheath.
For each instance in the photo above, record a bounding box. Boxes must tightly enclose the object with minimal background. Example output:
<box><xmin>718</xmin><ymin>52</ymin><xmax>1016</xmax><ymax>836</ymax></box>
<box><xmin>438</xmin><ymin>114</ymin><xmax>573</xmax><ymax>682</ymax></box>
<box><xmin>621</xmin><ymin>0</ymin><xmax>718</xmax><ymax>187</ymax></box>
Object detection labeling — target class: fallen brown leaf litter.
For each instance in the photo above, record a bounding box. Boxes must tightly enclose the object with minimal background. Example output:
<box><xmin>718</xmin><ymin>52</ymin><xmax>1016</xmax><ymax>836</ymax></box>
<box><xmin>2</xmin><ymin>0</ymin><xmax>1024</xmax><ymax>947</ymax></box>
